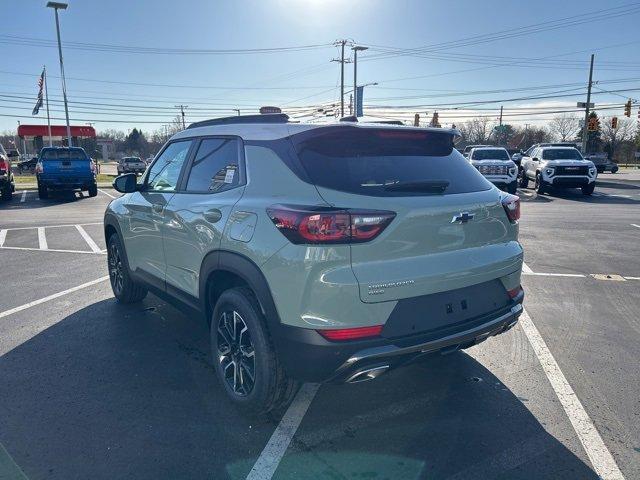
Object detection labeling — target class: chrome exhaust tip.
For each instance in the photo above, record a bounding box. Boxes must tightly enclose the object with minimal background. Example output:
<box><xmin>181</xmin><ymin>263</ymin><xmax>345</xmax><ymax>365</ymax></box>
<box><xmin>345</xmin><ymin>365</ymin><xmax>389</xmax><ymax>383</ymax></box>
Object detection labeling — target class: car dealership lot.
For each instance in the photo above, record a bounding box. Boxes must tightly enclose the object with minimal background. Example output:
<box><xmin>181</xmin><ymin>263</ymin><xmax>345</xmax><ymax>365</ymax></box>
<box><xmin>0</xmin><ymin>179</ymin><xmax>639</xmax><ymax>479</ymax></box>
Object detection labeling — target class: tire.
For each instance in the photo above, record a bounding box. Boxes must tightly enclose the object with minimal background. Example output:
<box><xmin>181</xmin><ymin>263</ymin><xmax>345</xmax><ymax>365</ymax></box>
<box><xmin>507</xmin><ymin>181</ymin><xmax>518</xmax><ymax>194</ymax></box>
<box><xmin>211</xmin><ymin>287</ymin><xmax>299</xmax><ymax>415</ymax></box>
<box><xmin>38</xmin><ymin>184</ymin><xmax>48</xmax><ymax>199</ymax></box>
<box><xmin>107</xmin><ymin>234</ymin><xmax>148</xmax><ymax>303</ymax></box>
<box><xmin>581</xmin><ymin>183</ymin><xmax>595</xmax><ymax>196</ymax></box>
<box><xmin>519</xmin><ymin>172</ymin><xmax>529</xmax><ymax>188</ymax></box>
<box><xmin>88</xmin><ymin>183</ymin><xmax>98</xmax><ymax>197</ymax></box>
<box><xmin>611</xmin><ymin>166</ymin><xmax>618</xmax><ymax>174</ymax></box>
<box><xmin>1</xmin><ymin>186</ymin><xmax>11</xmax><ymax>200</ymax></box>
<box><xmin>535</xmin><ymin>173</ymin><xmax>546</xmax><ymax>194</ymax></box>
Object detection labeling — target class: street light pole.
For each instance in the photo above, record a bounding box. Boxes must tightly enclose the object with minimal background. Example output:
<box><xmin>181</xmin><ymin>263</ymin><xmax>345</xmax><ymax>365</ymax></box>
<box><xmin>47</xmin><ymin>2</ymin><xmax>71</xmax><ymax>147</ymax></box>
<box><xmin>352</xmin><ymin>46</ymin><xmax>368</xmax><ymax>118</ymax></box>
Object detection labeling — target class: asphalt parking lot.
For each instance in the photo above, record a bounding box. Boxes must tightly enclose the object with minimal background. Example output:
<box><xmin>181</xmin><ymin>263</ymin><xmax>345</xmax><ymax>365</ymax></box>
<box><xmin>0</xmin><ymin>176</ymin><xmax>639</xmax><ymax>480</ymax></box>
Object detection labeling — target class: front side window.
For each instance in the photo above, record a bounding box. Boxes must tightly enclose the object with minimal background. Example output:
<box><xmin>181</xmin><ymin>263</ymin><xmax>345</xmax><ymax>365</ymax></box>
<box><xmin>146</xmin><ymin>140</ymin><xmax>192</xmax><ymax>191</ymax></box>
<box><xmin>186</xmin><ymin>138</ymin><xmax>241</xmax><ymax>193</ymax></box>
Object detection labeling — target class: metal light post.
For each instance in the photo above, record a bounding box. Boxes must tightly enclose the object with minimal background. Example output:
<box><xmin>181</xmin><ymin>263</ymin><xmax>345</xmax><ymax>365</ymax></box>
<box><xmin>352</xmin><ymin>46</ymin><xmax>368</xmax><ymax>117</ymax></box>
<box><xmin>46</xmin><ymin>1</ymin><xmax>72</xmax><ymax>147</ymax></box>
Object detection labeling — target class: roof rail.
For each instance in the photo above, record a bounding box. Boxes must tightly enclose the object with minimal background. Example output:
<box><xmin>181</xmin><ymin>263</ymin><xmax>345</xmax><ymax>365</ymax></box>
<box><xmin>187</xmin><ymin>113</ymin><xmax>289</xmax><ymax>129</ymax></box>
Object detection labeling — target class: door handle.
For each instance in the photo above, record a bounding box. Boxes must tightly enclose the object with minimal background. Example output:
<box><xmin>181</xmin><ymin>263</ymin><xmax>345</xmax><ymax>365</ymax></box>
<box><xmin>204</xmin><ymin>208</ymin><xmax>223</xmax><ymax>223</ymax></box>
<box><xmin>152</xmin><ymin>203</ymin><xmax>164</xmax><ymax>214</ymax></box>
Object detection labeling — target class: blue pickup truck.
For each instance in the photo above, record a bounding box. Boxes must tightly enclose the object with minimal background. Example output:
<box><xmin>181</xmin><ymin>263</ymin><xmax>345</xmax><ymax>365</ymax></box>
<box><xmin>36</xmin><ymin>147</ymin><xmax>98</xmax><ymax>199</ymax></box>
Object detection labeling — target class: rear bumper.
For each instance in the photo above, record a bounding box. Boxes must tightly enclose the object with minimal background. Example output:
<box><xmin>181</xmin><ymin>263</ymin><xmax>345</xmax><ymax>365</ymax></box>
<box><xmin>484</xmin><ymin>175</ymin><xmax>517</xmax><ymax>186</ymax></box>
<box><xmin>38</xmin><ymin>176</ymin><xmax>96</xmax><ymax>190</ymax></box>
<box><xmin>272</xmin><ymin>290</ymin><xmax>524</xmax><ymax>383</ymax></box>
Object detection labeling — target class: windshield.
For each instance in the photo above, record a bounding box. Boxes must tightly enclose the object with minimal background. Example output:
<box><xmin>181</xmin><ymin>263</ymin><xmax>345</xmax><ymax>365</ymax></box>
<box><xmin>293</xmin><ymin>127</ymin><xmax>490</xmax><ymax>196</ymax></box>
<box><xmin>125</xmin><ymin>158</ymin><xmax>141</xmax><ymax>163</ymax></box>
<box><xmin>40</xmin><ymin>149</ymin><xmax>89</xmax><ymax>161</ymax></box>
<box><xmin>542</xmin><ymin>148</ymin><xmax>583</xmax><ymax>160</ymax></box>
<box><xmin>471</xmin><ymin>149</ymin><xmax>510</xmax><ymax>160</ymax></box>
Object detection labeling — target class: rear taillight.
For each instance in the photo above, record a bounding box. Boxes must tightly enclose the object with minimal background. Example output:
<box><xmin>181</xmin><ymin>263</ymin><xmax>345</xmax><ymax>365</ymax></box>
<box><xmin>507</xmin><ymin>285</ymin><xmax>523</xmax><ymax>299</ymax></box>
<box><xmin>0</xmin><ymin>161</ymin><xmax>7</xmax><ymax>174</ymax></box>
<box><xmin>35</xmin><ymin>162</ymin><xmax>43</xmax><ymax>174</ymax></box>
<box><xmin>90</xmin><ymin>161</ymin><xmax>97</xmax><ymax>174</ymax></box>
<box><xmin>317</xmin><ymin>325</ymin><xmax>383</xmax><ymax>341</ymax></box>
<box><xmin>501</xmin><ymin>194</ymin><xmax>520</xmax><ymax>223</ymax></box>
<box><xmin>266</xmin><ymin>205</ymin><xmax>395</xmax><ymax>244</ymax></box>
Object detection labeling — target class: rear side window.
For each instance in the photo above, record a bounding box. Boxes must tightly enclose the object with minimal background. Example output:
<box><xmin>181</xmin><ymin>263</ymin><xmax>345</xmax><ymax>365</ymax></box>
<box><xmin>542</xmin><ymin>148</ymin><xmax>582</xmax><ymax>160</ymax></box>
<box><xmin>41</xmin><ymin>149</ymin><xmax>88</xmax><ymax>161</ymax></box>
<box><xmin>293</xmin><ymin>127</ymin><xmax>490</xmax><ymax>196</ymax></box>
<box><xmin>186</xmin><ymin>137</ymin><xmax>241</xmax><ymax>192</ymax></box>
<box><xmin>471</xmin><ymin>149</ymin><xmax>510</xmax><ymax>161</ymax></box>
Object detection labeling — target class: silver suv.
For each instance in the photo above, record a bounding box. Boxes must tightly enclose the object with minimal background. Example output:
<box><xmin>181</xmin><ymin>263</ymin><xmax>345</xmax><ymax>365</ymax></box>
<box><xmin>520</xmin><ymin>146</ymin><xmax>597</xmax><ymax>195</ymax></box>
<box><xmin>104</xmin><ymin>114</ymin><xmax>525</xmax><ymax>413</ymax></box>
<box><xmin>467</xmin><ymin>146</ymin><xmax>518</xmax><ymax>194</ymax></box>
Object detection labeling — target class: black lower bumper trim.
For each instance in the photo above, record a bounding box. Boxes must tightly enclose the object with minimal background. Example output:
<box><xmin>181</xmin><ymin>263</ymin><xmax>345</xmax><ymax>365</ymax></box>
<box><xmin>272</xmin><ymin>292</ymin><xmax>524</xmax><ymax>383</ymax></box>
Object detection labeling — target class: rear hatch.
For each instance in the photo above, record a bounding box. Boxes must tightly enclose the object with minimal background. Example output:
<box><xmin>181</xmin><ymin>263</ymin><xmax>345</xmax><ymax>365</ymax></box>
<box><xmin>41</xmin><ymin>148</ymin><xmax>93</xmax><ymax>178</ymax></box>
<box><xmin>292</xmin><ymin>126</ymin><xmax>522</xmax><ymax>304</ymax></box>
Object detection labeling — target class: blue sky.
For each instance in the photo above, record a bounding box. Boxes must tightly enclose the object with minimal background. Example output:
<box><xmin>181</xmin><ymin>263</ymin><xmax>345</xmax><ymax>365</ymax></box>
<box><xmin>1</xmin><ymin>0</ymin><xmax>639</xmax><ymax>134</ymax></box>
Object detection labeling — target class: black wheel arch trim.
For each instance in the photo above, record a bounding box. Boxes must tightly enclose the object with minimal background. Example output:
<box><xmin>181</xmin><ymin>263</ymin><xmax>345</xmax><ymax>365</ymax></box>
<box><xmin>199</xmin><ymin>250</ymin><xmax>283</xmax><ymax>332</ymax></box>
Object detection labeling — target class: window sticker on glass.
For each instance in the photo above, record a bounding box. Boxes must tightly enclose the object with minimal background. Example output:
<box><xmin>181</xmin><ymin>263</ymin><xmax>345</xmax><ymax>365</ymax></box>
<box><xmin>224</xmin><ymin>168</ymin><xmax>235</xmax><ymax>184</ymax></box>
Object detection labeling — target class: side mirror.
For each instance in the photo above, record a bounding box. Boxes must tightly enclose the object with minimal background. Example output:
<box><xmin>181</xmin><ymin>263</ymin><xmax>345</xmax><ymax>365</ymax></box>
<box><xmin>113</xmin><ymin>173</ymin><xmax>138</xmax><ymax>193</ymax></box>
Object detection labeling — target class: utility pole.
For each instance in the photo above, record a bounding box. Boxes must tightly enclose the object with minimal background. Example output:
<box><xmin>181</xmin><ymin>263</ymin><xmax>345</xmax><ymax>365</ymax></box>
<box><xmin>581</xmin><ymin>54</ymin><xmax>595</xmax><ymax>154</ymax></box>
<box><xmin>47</xmin><ymin>2</ymin><xmax>72</xmax><ymax>147</ymax></box>
<box><xmin>498</xmin><ymin>105</ymin><xmax>504</xmax><ymax>146</ymax></box>
<box><xmin>175</xmin><ymin>104</ymin><xmax>187</xmax><ymax>129</ymax></box>
<box><xmin>332</xmin><ymin>40</ymin><xmax>351</xmax><ymax>118</ymax></box>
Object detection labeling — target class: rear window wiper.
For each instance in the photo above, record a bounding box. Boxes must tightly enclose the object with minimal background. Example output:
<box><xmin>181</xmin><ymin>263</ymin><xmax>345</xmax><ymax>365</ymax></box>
<box><xmin>384</xmin><ymin>180</ymin><xmax>450</xmax><ymax>193</ymax></box>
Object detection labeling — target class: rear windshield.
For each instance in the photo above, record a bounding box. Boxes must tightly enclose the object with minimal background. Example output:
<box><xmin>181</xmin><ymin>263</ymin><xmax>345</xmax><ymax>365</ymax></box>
<box><xmin>124</xmin><ymin>158</ymin><xmax>141</xmax><ymax>163</ymax></box>
<box><xmin>41</xmin><ymin>149</ymin><xmax>89</xmax><ymax>161</ymax></box>
<box><xmin>471</xmin><ymin>149</ymin><xmax>510</xmax><ymax>160</ymax></box>
<box><xmin>542</xmin><ymin>148</ymin><xmax>582</xmax><ymax>160</ymax></box>
<box><xmin>293</xmin><ymin>127</ymin><xmax>490</xmax><ymax>196</ymax></box>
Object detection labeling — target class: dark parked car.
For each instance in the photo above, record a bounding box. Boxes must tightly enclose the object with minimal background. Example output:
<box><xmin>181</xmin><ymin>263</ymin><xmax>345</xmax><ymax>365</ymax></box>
<box><xmin>0</xmin><ymin>144</ymin><xmax>15</xmax><ymax>200</ymax></box>
<box><xmin>18</xmin><ymin>156</ymin><xmax>38</xmax><ymax>173</ymax></box>
<box><xmin>585</xmin><ymin>153</ymin><xmax>619</xmax><ymax>173</ymax></box>
<box><xmin>35</xmin><ymin>147</ymin><xmax>98</xmax><ymax>199</ymax></box>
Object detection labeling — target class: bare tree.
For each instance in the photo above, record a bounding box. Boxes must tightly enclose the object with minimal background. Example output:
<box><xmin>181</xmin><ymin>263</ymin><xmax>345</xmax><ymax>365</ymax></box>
<box><xmin>548</xmin><ymin>114</ymin><xmax>580</xmax><ymax>141</ymax></box>
<box><xmin>601</xmin><ymin>117</ymin><xmax>636</xmax><ymax>158</ymax></box>
<box><xmin>459</xmin><ymin>117</ymin><xmax>495</xmax><ymax>144</ymax></box>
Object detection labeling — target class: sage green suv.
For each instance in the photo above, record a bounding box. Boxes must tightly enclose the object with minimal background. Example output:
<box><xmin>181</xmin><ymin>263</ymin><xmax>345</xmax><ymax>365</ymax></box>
<box><xmin>105</xmin><ymin>114</ymin><xmax>524</xmax><ymax>413</ymax></box>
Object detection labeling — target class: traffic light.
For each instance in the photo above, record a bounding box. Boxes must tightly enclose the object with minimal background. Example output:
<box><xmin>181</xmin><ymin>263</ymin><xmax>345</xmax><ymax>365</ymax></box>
<box><xmin>587</xmin><ymin>117</ymin><xmax>598</xmax><ymax>131</ymax></box>
<box><xmin>624</xmin><ymin>99</ymin><xmax>632</xmax><ymax>117</ymax></box>
<box><xmin>611</xmin><ymin>117</ymin><xmax>618</xmax><ymax>129</ymax></box>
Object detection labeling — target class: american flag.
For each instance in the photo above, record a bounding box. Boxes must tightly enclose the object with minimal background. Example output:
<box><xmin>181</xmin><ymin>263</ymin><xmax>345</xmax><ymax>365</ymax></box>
<box><xmin>32</xmin><ymin>68</ymin><xmax>45</xmax><ymax>115</ymax></box>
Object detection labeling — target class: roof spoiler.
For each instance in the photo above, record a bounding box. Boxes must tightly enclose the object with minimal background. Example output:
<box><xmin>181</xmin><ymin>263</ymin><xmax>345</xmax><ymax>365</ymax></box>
<box><xmin>187</xmin><ymin>113</ymin><xmax>289</xmax><ymax>129</ymax></box>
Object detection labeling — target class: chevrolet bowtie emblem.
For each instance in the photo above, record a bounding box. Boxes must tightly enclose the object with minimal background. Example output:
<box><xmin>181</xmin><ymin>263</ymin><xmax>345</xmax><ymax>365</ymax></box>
<box><xmin>451</xmin><ymin>212</ymin><xmax>475</xmax><ymax>224</ymax></box>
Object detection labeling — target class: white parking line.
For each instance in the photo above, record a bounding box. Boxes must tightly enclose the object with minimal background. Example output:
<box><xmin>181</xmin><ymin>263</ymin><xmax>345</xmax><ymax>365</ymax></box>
<box><xmin>522</xmin><ymin>262</ymin><xmax>533</xmax><ymax>274</ymax></box>
<box><xmin>75</xmin><ymin>225</ymin><xmax>102</xmax><ymax>253</ymax></box>
<box><xmin>0</xmin><ymin>245</ymin><xmax>105</xmax><ymax>255</ymax></box>
<box><xmin>631</xmin><ymin>224</ymin><xmax>640</xmax><ymax>229</ymax></box>
<box><xmin>0</xmin><ymin>276</ymin><xmax>109</xmax><ymax>320</ymax></box>
<box><xmin>0</xmin><ymin>229</ymin><xmax>6</xmax><ymax>247</ymax></box>
<box><xmin>520</xmin><ymin>309</ymin><xmax>625</xmax><ymax>480</ymax></box>
<box><xmin>98</xmin><ymin>188</ymin><xmax>116</xmax><ymax>199</ymax></box>
<box><xmin>523</xmin><ymin>272</ymin><xmax>585</xmax><ymax>278</ymax></box>
<box><xmin>3</xmin><ymin>222</ymin><xmax>101</xmax><ymax>231</ymax></box>
<box><xmin>20</xmin><ymin>190</ymin><xmax>26</xmax><ymax>203</ymax></box>
<box><xmin>37</xmin><ymin>227</ymin><xmax>48</xmax><ymax>250</ymax></box>
<box><xmin>246</xmin><ymin>383</ymin><xmax>319</xmax><ymax>480</ymax></box>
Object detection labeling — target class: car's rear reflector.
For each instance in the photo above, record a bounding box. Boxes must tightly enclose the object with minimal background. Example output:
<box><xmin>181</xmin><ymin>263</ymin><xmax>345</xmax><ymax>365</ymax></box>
<box><xmin>317</xmin><ymin>325</ymin><xmax>384</xmax><ymax>341</ymax></box>
<box><xmin>501</xmin><ymin>194</ymin><xmax>520</xmax><ymax>223</ymax></box>
<box><xmin>267</xmin><ymin>205</ymin><xmax>395</xmax><ymax>244</ymax></box>
<box><xmin>507</xmin><ymin>285</ymin><xmax>523</xmax><ymax>299</ymax></box>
